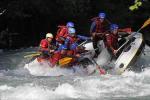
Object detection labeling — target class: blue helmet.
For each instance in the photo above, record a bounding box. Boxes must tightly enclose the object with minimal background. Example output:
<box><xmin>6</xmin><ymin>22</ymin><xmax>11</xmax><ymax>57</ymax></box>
<box><xmin>68</xmin><ymin>28</ymin><xmax>76</xmax><ymax>34</ymax></box>
<box><xmin>70</xmin><ymin>43</ymin><xmax>78</xmax><ymax>50</ymax></box>
<box><xmin>110</xmin><ymin>24</ymin><xmax>118</xmax><ymax>32</ymax></box>
<box><xmin>66</xmin><ymin>22</ymin><xmax>74</xmax><ymax>28</ymax></box>
<box><xmin>98</xmin><ymin>13</ymin><xmax>106</xmax><ymax>18</ymax></box>
<box><xmin>58</xmin><ymin>45</ymin><xmax>67</xmax><ymax>52</ymax></box>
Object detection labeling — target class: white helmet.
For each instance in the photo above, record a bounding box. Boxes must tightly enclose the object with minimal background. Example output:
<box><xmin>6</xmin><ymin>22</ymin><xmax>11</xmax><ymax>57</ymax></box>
<box><xmin>46</xmin><ymin>33</ymin><xmax>53</xmax><ymax>39</ymax></box>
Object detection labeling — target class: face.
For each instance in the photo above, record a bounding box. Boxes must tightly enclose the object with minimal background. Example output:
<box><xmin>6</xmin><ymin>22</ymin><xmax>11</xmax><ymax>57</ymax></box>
<box><xmin>47</xmin><ymin>37</ymin><xmax>52</xmax><ymax>42</ymax></box>
<box><xmin>112</xmin><ymin>28</ymin><xmax>118</xmax><ymax>35</ymax></box>
<box><xmin>71</xmin><ymin>33</ymin><xmax>75</xmax><ymax>37</ymax></box>
<box><xmin>60</xmin><ymin>49</ymin><xmax>67</xmax><ymax>55</ymax></box>
<box><xmin>99</xmin><ymin>18</ymin><xmax>104</xmax><ymax>23</ymax></box>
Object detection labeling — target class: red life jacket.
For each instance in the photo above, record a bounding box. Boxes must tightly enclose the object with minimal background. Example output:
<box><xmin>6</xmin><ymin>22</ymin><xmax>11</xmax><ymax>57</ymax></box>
<box><xmin>38</xmin><ymin>39</ymin><xmax>55</xmax><ymax>54</ymax></box>
<box><xmin>67</xmin><ymin>36</ymin><xmax>78</xmax><ymax>45</ymax></box>
<box><xmin>91</xmin><ymin>17</ymin><xmax>108</xmax><ymax>33</ymax></box>
<box><xmin>104</xmin><ymin>30</ymin><xmax>118</xmax><ymax>51</ymax></box>
<box><xmin>67</xmin><ymin>50</ymin><xmax>78</xmax><ymax>66</ymax></box>
<box><xmin>67</xmin><ymin>49</ymin><xmax>88</xmax><ymax>66</ymax></box>
<box><xmin>50</xmin><ymin>52</ymin><xmax>67</xmax><ymax>64</ymax></box>
<box><xmin>49</xmin><ymin>51</ymin><xmax>75</xmax><ymax>67</ymax></box>
<box><xmin>56</xmin><ymin>25</ymin><xmax>68</xmax><ymax>42</ymax></box>
<box><xmin>38</xmin><ymin>39</ymin><xmax>49</xmax><ymax>52</ymax></box>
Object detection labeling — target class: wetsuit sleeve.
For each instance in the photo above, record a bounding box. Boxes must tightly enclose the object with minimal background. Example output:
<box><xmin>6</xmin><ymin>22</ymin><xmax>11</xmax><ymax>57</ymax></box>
<box><xmin>64</xmin><ymin>38</ymin><xmax>70</xmax><ymax>47</ymax></box>
<box><xmin>106</xmin><ymin>35</ymin><xmax>115</xmax><ymax>51</ymax></box>
<box><xmin>90</xmin><ymin>22</ymin><xmax>96</xmax><ymax>33</ymax></box>
<box><xmin>118</xmin><ymin>28</ymin><xmax>131</xmax><ymax>35</ymax></box>
<box><xmin>77</xmin><ymin>35</ymin><xmax>91</xmax><ymax>40</ymax></box>
<box><xmin>39</xmin><ymin>48</ymin><xmax>49</xmax><ymax>52</ymax></box>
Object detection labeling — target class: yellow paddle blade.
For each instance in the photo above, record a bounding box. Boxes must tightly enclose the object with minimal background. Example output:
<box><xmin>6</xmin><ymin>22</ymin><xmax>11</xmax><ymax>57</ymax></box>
<box><xmin>141</xmin><ymin>18</ymin><xmax>150</xmax><ymax>29</ymax></box>
<box><xmin>24</xmin><ymin>53</ymin><xmax>40</xmax><ymax>58</ymax></box>
<box><xmin>59</xmin><ymin>57</ymin><xmax>72</xmax><ymax>66</ymax></box>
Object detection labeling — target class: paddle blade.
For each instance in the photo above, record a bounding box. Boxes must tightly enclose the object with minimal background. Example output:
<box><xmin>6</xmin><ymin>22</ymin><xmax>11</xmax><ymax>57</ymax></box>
<box><xmin>141</xmin><ymin>18</ymin><xmax>150</xmax><ymax>29</ymax></box>
<box><xmin>59</xmin><ymin>57</ymin><xmax>72</xmax><ymax>66</ymax></box>
<box><xmin>96</xmin><ymin>65</ymin><xmax>105</xmax><ymax>75</ymax></box>
<box><xmin>24</xmin><ymin>53</ymin><xmax>40</xmax><ymax>58</ymax></box>
<box><xmin>99</xmin><ymin>69</ymin><xmax>105</xmax><ymax>75</ymax></box>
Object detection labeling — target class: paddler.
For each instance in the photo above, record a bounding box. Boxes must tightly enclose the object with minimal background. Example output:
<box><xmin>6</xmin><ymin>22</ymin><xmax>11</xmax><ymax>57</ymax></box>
<box><xmin>90</xmin><ymin>12</ymin><xmax>110</xmax><ymax>57</ymax></box>
<box><xmin>38</xmin><ymin>33</ymin><xmax>57</xmax><ymax>59</ymax></box>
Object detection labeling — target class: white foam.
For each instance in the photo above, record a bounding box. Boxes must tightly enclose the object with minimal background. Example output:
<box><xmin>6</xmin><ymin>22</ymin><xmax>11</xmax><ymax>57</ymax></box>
<box><xmin>24</xmin><ymin>59</ymin><xmax>78</xmax><ymax>76</ymax></box>
<box><xmin>0</xmin><ymin>84</ymin><xmax>53</xmax><ymax>100</ymax></box>
<box><xmin>0</xmin><ymin>83</ymin><xmax>80</xmax><ymax>100</ymax></box>
<box><xmin>1</xmin><ymin>70</ymin><xmax>150</xmax><ymax>100</ymax></box>
<box><xmin>24</xmin><ymin>58</ymin><xmax>93</xmax><ymax>76</ymax></box>
<box><xmin>54</xmin><ymin>83</ymin><xmax>80</xmax><ymax>98</ymax></box>
<box><xmin>0</xmin><ymin>85</ymin><xmax>13</xmax><ymax>91</ymax></box>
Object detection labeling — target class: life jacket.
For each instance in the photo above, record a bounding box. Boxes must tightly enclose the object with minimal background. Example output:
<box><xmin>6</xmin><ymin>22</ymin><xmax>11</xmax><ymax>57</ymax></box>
<box><xmin>38</xmin><ymin>39</ymin><xmax>49</xmax><ymax>53</ymax></box>
<box><xmin>49</xmin><ymin>51</ymin><xmax>73</xmax><ymax>67</ymax></box>
<box><xmin>67</xmin><ymin>50</ymin><xmax>78</xmax><ymax>66</ymax></box>
<box><xmin>91</xmin><ymin>17</ymin><xmax>108</xmax><ymax>33</ymax></box>
<box><xmin>38</xmin><ymin>39</ymin><xmax>56</xmax><ymax>55</ymax></box>
<box><xmin>66</xmin><ymin>35</ymin><xmax>78</xmax><ymax>48</ymax></box>
<box><xmin>48</xmin><ymin>52</ymin><xmax>60</xmax><ymax>67</ymax></box>
<box><xmin>56</xmin><ymin>25</ymin><xmax>68</xmax><ymax>42</ymax></box>
<box><xmin>103</xmin><ymin>30</ymin><xmax>118</xmax><ymax>51</ymax></box>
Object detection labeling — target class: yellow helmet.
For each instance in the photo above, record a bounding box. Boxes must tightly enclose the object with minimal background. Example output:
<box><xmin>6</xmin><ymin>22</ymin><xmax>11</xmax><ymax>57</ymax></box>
<box><xmin>46</xmin><ymin>33</ymin><xmax>53</xmax><ymax>39</ymax></box>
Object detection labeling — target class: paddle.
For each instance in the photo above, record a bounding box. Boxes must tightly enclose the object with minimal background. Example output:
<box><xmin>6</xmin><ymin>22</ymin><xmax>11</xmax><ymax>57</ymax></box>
<box><xmin>117</xmin><ymin>18</ymin><xmax>150</xmax><ymax>52</ymax></box>
<box><xmin>78</xmin><ymin>40</ymin><xmax>88</xmax><ymax>47</ymax></box>
<box><xmin>89</xmin><ymin>59</ymin><xmax>105</xmax><ymax>75</ymax></box>
<box><xmin>25</xmin><ymin>53</ymin><xmax>72</xmax><ymax>66</ymax></box>
<box><xmin>59</xmin><ymin>49</ymin><xmax>98</xmax><ymax>67</ymax></box>
<box><xmin>24</xmin><ymin>53</ymin><xmax>40</xmax><ymax>58</ymax></box>
<box><xmin>59</xmin><ymin>57</ymin><xmax>72</xmax><ymax>66</ymax></box>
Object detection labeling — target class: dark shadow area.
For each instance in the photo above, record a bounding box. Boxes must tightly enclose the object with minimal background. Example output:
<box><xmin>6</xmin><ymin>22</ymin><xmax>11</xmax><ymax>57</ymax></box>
<box><xmin>0</xmin><ymin>0</ymin><xmax>150</xmax><ymax>49</ymax></box>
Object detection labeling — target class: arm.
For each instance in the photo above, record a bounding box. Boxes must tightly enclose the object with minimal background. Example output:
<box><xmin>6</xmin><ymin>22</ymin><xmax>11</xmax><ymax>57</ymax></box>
<box><xmin>118</xmin><ymin>28</ymin><xmax>131</xmax><ymax>35</ymax></box>
<box><xmin>64</xmin><ymin>38</ymin><xmax>70</xmax><ymax>47</ymax></box>
<box><xmin>90</xmin><ymin>22</ymin><xmax>96</xmax><ymax>33</ymax></box>
<box><xmin>77</xmin><ymin>35</ymin><xmax>91</xmax><ymax>40</ymax></box>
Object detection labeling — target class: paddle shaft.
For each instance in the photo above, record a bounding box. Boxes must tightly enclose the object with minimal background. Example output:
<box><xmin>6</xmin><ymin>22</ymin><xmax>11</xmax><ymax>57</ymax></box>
<box><xmin>24</xmin><ymin>53</ymin><xmax>40</xmax><ymax>58</ymax></box>
<box><xmin>117</xmin><ymin>40</ymin><xmax>129</xmax><ymax>52</ymax></box>
<box><xmin>90</xmin><ymin>59</ymin><xmax>105</xmax><ymax>75</ymax></box>
<box><xmin>117</xmin><ymin>27</ymin><xmax>142</xmax><ymax>52</ymax></box>
<box><xmin>78</xmin><ymin>40</ymin><xmax>88</xmax><ymax>47</ymax></box>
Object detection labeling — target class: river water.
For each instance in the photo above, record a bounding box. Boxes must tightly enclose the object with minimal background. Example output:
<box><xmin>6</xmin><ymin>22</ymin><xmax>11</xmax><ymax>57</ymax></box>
<box><xmin>0</xmin><ymin>46</ymin><xmax>150</xmax><ymax>100</ymax></box>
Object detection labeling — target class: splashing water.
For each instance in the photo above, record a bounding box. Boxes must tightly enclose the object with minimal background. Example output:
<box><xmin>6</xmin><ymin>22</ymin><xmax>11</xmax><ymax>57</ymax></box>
<box><xmin>0</xmin><ymin>46</ymin><xmax>150</xmax><ymax>100</ymax></box>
